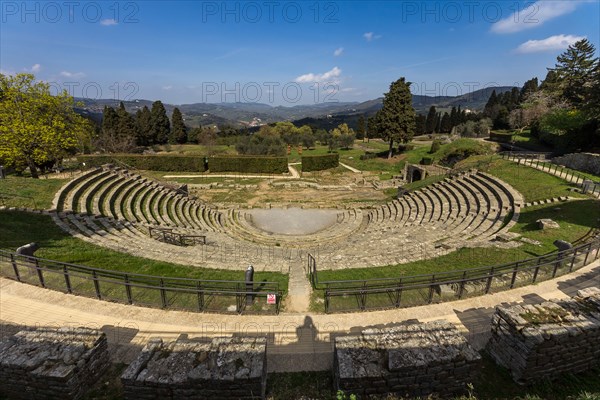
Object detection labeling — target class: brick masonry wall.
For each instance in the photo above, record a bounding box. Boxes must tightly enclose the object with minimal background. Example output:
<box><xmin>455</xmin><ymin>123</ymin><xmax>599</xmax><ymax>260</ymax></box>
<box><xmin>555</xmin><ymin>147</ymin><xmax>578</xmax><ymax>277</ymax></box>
<box><xmin>487</xmin><ymin>287</ymin><xmax>600</xmax><ymax>385</ymax></box>
<box><xmin>334</xmin><ymin>320</ymin><xmax>481</xmax><ymax>399</ymax></box>
<box><xmin>0</xmin><ymin>327</ymin><xmax>110</xmax><ymax>400</ymax></box>
<box><xmin>121</xmin><ymin>337</ymin><xmax>267</xmax><ymax>400</ymax></box>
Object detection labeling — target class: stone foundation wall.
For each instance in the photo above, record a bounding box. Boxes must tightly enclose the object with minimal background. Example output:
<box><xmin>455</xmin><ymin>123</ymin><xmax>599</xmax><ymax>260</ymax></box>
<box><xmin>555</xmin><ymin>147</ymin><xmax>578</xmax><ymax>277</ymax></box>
<box><xmin>121</xmin><ymin>337</ymin><xmax>267</xmax><ymax>400</ymax></box>
<box><xmin>552</xmin><ymin>153</ymin><xmax>600</xmax><ymax>176</ymax></box>
<box><xmin>334</xmin><ymin>320</ymin><xmax>481</xmax><ymax>398</ymax></box>
<box><xmin>487</xmin><ymin>287</ymin><xmax>600</xmax><ymax>385</ymax></box>
<box><xmin>0</xmin><ymin>327</ymin><xmax>110</xmax><ymax>400</ymax></box>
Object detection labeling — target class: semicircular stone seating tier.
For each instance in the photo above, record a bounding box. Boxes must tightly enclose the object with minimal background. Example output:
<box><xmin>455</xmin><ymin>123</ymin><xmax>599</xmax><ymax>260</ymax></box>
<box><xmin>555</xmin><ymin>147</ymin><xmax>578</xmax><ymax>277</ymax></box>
<box><xmin>49</xmin><ymin>165</ymin><xmax>523</xmax><ymax>272</ymax></box>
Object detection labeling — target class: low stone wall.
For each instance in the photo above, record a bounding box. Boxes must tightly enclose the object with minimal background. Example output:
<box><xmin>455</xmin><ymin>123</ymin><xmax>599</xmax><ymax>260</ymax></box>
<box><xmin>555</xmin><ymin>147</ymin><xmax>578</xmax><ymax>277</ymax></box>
<box><xmin>334</xmin><ymin>320</ymin><xmax>481</xmax><ymax>398</ymax></box>
<box><xmin>0</xmin><ymin>327</ymin><xmax>110</xmax><ymax>400</ymax></box>
<box><xmin>121</xmin><ymin>337</ymin><xmax>267</xmax><ymax>400</ymax></box>
<box><xmin>487</xmin><ymin>287</ymin><xmax>600</xmax><ymax>385</ymax></box>
<box><xmin>552</xmin><ymin>152</ymin><xmax>600</xmax><ymax>176</ymax></box>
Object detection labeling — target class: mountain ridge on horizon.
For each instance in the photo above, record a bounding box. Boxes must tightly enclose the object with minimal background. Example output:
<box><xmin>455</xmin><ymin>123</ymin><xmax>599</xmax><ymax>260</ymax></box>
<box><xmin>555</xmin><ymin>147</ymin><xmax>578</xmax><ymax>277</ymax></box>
<box><xmin>75</xmin><ymin>85</ymin><xmax>516</xmax><ymax>128</ymax></box>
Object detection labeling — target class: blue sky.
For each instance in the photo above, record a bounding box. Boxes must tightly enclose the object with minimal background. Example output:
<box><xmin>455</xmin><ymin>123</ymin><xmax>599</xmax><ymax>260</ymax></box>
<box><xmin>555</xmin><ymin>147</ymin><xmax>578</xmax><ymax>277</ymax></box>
<box><xmin>1</xmin><ymin>0</ymin><xmax>598</xmax><ymax>106</ymax></box>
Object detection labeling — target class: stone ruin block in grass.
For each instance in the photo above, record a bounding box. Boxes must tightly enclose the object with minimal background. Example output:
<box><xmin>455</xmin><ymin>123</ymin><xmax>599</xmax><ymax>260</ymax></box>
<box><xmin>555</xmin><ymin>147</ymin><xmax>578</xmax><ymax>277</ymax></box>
<box><xmin>334</xmin><ymin>320</ymin><xmax>481</xmax><ymax>399</ymax></box>
<box><xmin>121</xmin><ymin>336</ymin><xmax>267</xmax><ymax>400</ymax></box>
<box><xmin>487</xmin><ymin>287</ymin><xmax>600</xmax><ymax>385</ymax></box>
<box><xmin>0</xmin><ymin>327</ymin><xmax>110</xmax><ymax>400</ymax></box>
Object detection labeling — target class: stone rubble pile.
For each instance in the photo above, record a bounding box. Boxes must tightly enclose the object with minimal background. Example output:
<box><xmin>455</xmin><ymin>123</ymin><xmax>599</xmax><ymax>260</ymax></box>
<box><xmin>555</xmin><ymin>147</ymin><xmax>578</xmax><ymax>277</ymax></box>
<box><xmin>334</xmin><ymin>320</ymin><xmax>481</xmax><ymax>398</ymax></box>
<box><xmin>487</xmin><ymin>287</ymin><xmax>600</xmax><ymax>384</ymax></box>
<box><xmin>0</xmin><ymin>327</ymin><xmax>110</xmax><ymax>400</ymax></box>
<box><xmin>121</xmin><ymin>336</ymin><xmax>267</xmax><ymax>400</ymax></box>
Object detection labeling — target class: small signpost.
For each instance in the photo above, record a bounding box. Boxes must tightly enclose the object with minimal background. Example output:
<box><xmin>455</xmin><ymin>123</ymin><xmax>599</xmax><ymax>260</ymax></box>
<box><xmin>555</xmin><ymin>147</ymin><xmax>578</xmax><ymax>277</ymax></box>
<box><xmin>267</xmin><ymin>293</ymin><xmax>277</xmax><ymax>305</ymax></box>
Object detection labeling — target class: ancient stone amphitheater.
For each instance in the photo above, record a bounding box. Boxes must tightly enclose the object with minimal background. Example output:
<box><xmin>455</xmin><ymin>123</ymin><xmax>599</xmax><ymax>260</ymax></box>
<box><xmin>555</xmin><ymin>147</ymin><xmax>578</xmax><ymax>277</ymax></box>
<box><xmin>49</xmin><ymin>165</ymin><xmax>523</xmax><ymax>272</ymax></box>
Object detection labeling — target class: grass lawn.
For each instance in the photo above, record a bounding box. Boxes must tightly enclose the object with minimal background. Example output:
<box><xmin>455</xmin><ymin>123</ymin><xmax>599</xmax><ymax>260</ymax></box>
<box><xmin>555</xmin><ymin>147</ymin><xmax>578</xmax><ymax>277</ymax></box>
<box><xmin>0</xmin><ymin>210</ymin><xmax>288</xmax><ymax>292</ymax></box>
<box><xmin>313</xmin><ymin>199</ymin><xmax>600</xmax><ymax>283</ymax></box>
<box><xmin>0</xmin><ymin>175</ymin><xmax>68</xmax><ymax>209</ymax></box>
<box><xmin>265</xmin><ymin>361</ymin><xmax>600</xmax><ymax>400</ymax></box>
<box><xmin>457</xmin><ymin>155</ymin><xmax>587</xmax><ymax>202</ymax></box>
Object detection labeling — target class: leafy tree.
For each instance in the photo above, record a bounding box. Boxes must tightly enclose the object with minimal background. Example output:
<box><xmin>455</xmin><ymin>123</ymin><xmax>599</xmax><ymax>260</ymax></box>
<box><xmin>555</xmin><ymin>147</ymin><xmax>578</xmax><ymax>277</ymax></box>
<box><xmin>297</xmin><ymin>125</ymin><xmax>315</xmax><ymax>149</ymax></box>
<box><xmin>236</xmin><ymin>125</ymin><xmax>285</xmax><ymax>156</ymax></box>
<box><xmin>474</xmin><ymin>118</ymin><xmax>492</xmax><ymax>137</ymax></box>
<box><xmin>170</xmin><ymin>107</ymin><xmax>188</xmax><ymax>144</ymax></box>
<box><xmin>150</xmin><ymin>100</ymin><xmax>170</xmax><ymax>144</ymax></box>
<box><xmin>331</xmin><ymin>123</ymin><xmax>355</xmax><ymax>149</ymax></box>
<box><xmin>374</xmin><ymin>77</ymin><xmax>416</xmax><ymax>158</ymax></box>
<box><xmin>315</xmin><ymin>128</ymin><xmax>329</xmax><ymax>145</ymax></box>
<box><xmin>429</xmin><ymin>139</ymin><xmax>441</xmax><ymax>154</ymax></box>
<box><xmin>135</xmin><ymin>106</ymin><xmax>152</xmax><ymax>146</ymax></box>
<box><xmin>356</xmin><ymin>115</ymin><xmax>366</xmax><ymax>140</ymax></box>
<box><xmin>425</xmin><ymin>106</ymin><xmax>437</xmax><ymax>134</ymax></box>
<box><xmin>0</xmin><ymin>73</ymin><xmax>91</xmax><ymax>178</ymax></box>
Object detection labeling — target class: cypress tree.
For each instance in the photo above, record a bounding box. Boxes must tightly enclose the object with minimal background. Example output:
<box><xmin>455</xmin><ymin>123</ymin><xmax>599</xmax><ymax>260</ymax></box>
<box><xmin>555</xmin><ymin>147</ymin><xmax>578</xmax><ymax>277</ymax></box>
<box><xmin>374</xmin><ymin>77</ymin><xmax>416</xmax><ymax>158</ymax></box>
<box><xmin>135</xmin><ymin>105</ymin><xmax>152</xmax><ymax>146</ymax></box>
<box><xmin>150</xmin><ymin>100</ymin><xmax>170</xmax><ymax>144</ymax></box>
<box><xmin>425</xmin><ymin>106</ymin><xmax>437</xmax><ymax>133</ymax></box>
<box><xmin>170</xmin><ymin>107</ymin><xmax>188</xmax><ymax>144</ymax></box>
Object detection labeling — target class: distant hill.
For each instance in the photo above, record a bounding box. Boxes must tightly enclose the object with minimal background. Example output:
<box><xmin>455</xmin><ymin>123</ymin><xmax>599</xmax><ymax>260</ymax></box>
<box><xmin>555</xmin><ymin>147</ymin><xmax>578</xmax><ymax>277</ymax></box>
<box><xmin>74</xmin><ymin>86</ymin><xmax>516</xmax><ymax>128</ymax></box>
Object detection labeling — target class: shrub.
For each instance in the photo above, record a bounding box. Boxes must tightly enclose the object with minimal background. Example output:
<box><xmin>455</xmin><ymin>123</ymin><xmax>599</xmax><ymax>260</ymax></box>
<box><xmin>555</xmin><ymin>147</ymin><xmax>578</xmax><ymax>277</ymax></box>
<box><xmin>420</xmin><ymin>156</ymin><xmax>434</xmax><ymax>165</ymax></box>
<box><xmin>77</xmin><ymin>154</ymin><xmax>207</xmax><ymax>172</ymax></box>
<box><xmin>209</xmin><ymin>155</ymin><xmax>288</xmax><ymax>174</ymax></box>
<box><xmin>302</xmin><ymin>153</ymin><xmax>339</xmax><ymax>172</ymax></box>
<box><xmin>397</xmin><ymin>144</ymin><xmax>415</xmax><ymax>152</ymax></box>
<box><xmin>429</xmin><ymin>140</ymin><xmax>442</xmax><ymax>154</ymax></box>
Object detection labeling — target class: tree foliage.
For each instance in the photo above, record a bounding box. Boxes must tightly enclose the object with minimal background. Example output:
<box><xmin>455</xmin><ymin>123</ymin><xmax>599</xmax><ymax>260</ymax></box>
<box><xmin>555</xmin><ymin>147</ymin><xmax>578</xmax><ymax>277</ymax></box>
<box><xmin>150</xmin><ymin>100</ymin><xmax>170</xmax><ymax>144</ymax></box>
<box><xmin>170</xmin><ymin>107</ymin><xmax>188</xmax><ymax>144</ymax></box>
<box><xmin>0</xmin><ymin>73</ymin><xmax>91</xmax><ymax>177</ymax></box>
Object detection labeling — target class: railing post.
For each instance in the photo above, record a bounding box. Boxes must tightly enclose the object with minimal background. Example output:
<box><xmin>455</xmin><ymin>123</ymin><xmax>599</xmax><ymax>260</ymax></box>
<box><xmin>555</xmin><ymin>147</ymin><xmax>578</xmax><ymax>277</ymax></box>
<box><xmin>63</xmin><ymin>265</ymin><xmax>72</xmax><ymax>294</ymax></box>
<box><xmin>569</xmin><ymin>247</ymin><xmax>578</xmax><ymax>272</ymax></box>
<box><xmin>582</xmin><ymin>243</ymin><xmax>591</xmax><ymax>266</ymax></box>
<box><xmin>324</xmin><ymin>288</ymin><xmax>330</xmax><ymax>314</ymax></box>
<box><xmin>485</xmin><ymin>267</ymin><xmax>494</xmax><ymax>294</ymax></box>
<box><xmin>532</xmin><ymin>258</ymin><xmax>542</xmax><ymax>283</ymax></box>
<box><xmin>35</xmin><ymin>259</ymin><xmax>45</xmax><ymax>288</ymax></box>
<box><xmin>509</xmin><ymin>262</ymin><xmax>519</xmax><ymax>289</ymax></box>
<box><xmin>427</xmin><ymin>275</ymin><xmax>436</xmax><ymax>304</ymax></box>
<box><xmin>10</xmin><ymin>254</ymin><xmax>21</xmax><ymax>282</ymax></box>
<box><xmin>395</xmin><ymin>279</ymin><xmax>402</xmax><ymax>308</ymax></box>
<box><xmin>124</xmin><ymin>274</ymin><xmax>133</xmax><ymax>304</ymax></box>
<box><xmin>458</xmin><ymin>271</ymin><xmax>467</xmax><ymax>299</ymax></box>
<box><xmin>197</xmin><ymin>281</ymin><xmax>204</xmax><ymax>311</ymax></box>
<box><xmin>160</xmin><ymin>279</ymin><xmax>167</xmax><ymax>308</ymax></box>
<box><xmin>92</xmin><ymin>270</ymin><xmax>101</xmax><ymax>299</ymax></box>
<box><xmin>360</xmin><ymin>281</ymin><xmax>367</xmax><ymax>310</ymax></box>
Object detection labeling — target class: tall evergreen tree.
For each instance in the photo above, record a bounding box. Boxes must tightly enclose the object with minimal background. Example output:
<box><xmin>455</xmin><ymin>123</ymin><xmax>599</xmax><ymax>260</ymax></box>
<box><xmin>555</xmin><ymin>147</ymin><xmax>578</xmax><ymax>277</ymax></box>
<box><xmin>519</xmin><ymin>77</ymin><xmax>539</xmax><ymax>102</ymax></box>
<box><xmin>449</xmin><ymin>106</ymin><xmax>459</xmax><ymax>129</ymax></box>
<box><xmin>440</xmin><ymin>112</ymin><xmax>451</xmax><ymax>133</ymax></box>
<box><xmin>415</xmin><ymin>114</ymin><xmax>427</xmax><ymax>134</ymax></box>
<box><xmin>135</xmin><ymin>106</ymin><xmax>152</xmax><ymax>146</ymax></box>
<box><xmin>356</xmin><ymin>115</ymin><xmax>366</xmax><ymax>140</ymax></box>
<box><xmin>374</xmin><ymin>77</ymin><xmax>416</xmax><ymax>158</ymax></box>
<box><xmin>548</xmin><ymin>38</ymin><xmax>598</xmax><ymax>107</ymax></box>
<box><xmin>170</xmin><ymin>107</ymin><xmax>188</xmax><ymax>144</ymax></box>
<box><xmin>117</xmin><ymin>102</ymin><xmax>137</xmax><ymax>143</ymax></box>
<box><xmin>150</xmin><ymin>101</ymin><xmax>170</xmax><ymax>144</ymax></box>
<box><xmin>367</xmin><ymin>115</ymin><xmax>379</xmax><ymax>141</ymax></box>
<box><xmin>425</xmin><ymin>106</ymin><xmax>437</xmax><ymax>134</ymax></box>
<box><xmin>483</xmin><ymin>90</ymin><xmax>498</xmax><ymax>118</ymax></box>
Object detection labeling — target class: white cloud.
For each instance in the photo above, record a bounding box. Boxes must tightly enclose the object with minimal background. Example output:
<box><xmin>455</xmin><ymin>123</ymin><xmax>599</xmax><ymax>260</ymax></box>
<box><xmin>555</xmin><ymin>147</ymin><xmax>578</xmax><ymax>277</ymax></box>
<box><xmin>516</xmin><ymin>34</ymin><xmax>585</xmax><ymax>53</ymax></box>
<box><xmin>60</xmin><ymin>71</ymin><xmax>85</xmax><ymax>78</ymax></box>
<box><xmin>162</xmin><ymin>85</ymin><xmax>173</xmax><ymax>90</ymax></box>
<box><xmin>100</xmin><ymin>18</ymin><xmax>118</xmax><ymax>26</ymax></box>
<box><xmin>491</xmin><ymin>1</ymin><xmax>580</xmax><ymax>34</ymax></box>
<box><xmin>333</xmin><ymin>47</ymin><xmax>344</xmax><ymax>56</ymax></box>
<box><xmin>25</xmin><ymin>63</ymin><xmax>41</xmax><ymax>73</ymax></box>
<box><xmin>294</xmin><ymin>67</ymin><xmax>342</xmax><ymax>84</ymax></box>
<box><xmin>363</xmin><ymin>32</ymin><xmax>382</xmax><ymax>41</ymax></box>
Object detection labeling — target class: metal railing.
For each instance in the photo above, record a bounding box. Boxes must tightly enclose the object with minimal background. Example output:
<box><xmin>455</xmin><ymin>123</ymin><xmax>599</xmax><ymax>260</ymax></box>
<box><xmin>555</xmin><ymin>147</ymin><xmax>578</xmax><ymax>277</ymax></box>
<box><xmin>0</xmin><ymin>250</ymin><xmax>282</xmax><ymax>315</ymax></box>
<box><xmin>148</xmin><ymin>227</ymin><xmax>206</xmax><ymax>246</ymax></box>
<box><xmin>500</xmin><ymin>152</ymin><xmax>600</xmax><ymax>195</ymax></box>
<box><xmin>309</xmin><ymin>236</ymin><xmax>600</xmax><ymax>313</ymax></box>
